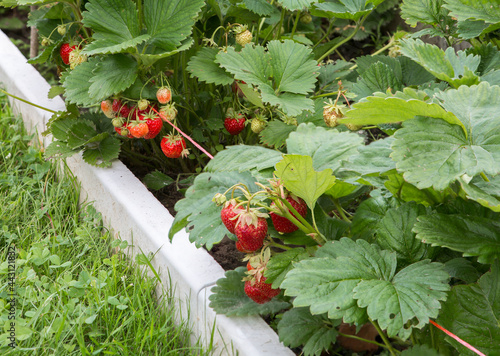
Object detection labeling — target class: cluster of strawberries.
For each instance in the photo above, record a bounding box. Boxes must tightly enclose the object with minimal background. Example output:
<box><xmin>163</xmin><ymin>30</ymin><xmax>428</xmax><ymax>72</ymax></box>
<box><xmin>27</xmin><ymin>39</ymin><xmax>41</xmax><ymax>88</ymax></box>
<box><xmin>100</xmin><ymin>87</ymin><xmax>188</xmax><ymax>159</ymax></box>
<box><xmin>216</xmin><ymin>185</ymin><xmax>307</xmax><ymax>304</ymax></box>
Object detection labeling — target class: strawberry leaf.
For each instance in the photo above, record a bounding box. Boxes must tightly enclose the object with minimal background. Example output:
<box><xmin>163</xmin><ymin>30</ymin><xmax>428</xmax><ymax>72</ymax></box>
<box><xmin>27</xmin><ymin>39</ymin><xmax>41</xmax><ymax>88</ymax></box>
<box><xmin>243</xmin><ymin>0</ymin><xmax>278</xmax><ymax>16</ymax></box>
<box><xmin>444</xmin><ymin>0</ymin><xmax>500</xmax><ymax>25</ymax></box>
<box><xmin>216</xmin><ymin>40</ymin><xmax>318</xmax><ymax>115</ymax></box>
<box><xmin>169</xmin><ymin>171</ymin><xmax>260</xmax><ymax>248</ymax></box>
<box><xmin>313</xmin><ymin>0</ymin><xmax>380</xmax><ymax>20</ymax></box>
<box><xmin>384</xmin><ymin>173</ymin><xmax>451</xmax><ymax>206</ymax></box>
<box><xmin>414</xmin><ymin>213</ymin><xmax>500</xmax><ymax>264</ymax></box>
<box><xmin>61</xmin><ymin>58</ymin><xmax>99</xmax><ymax>107</ymax></box>
<box><xmin>351</xmin><ymin>194</ymin><xmax>396</xmax><ymax>240</ymax></box>
<box><xmin>399</xmin><ymin>39</ymin><xmax>480</xmax><ymax>88</ymax></box>
<box><xmin>88</xmin><ymin>54</ymin><xmax>138</xmax><ymax>102</ymax></box>
<box><xmin>143</xmin><ymin>0</ymin><xmax>205</xmax><ymax>52</ymax></box>
<box><xmin>277</xmin><ymin>308</ymin><xmax>338</xmax><ymax>356</ymax></box>
<box><xmin>82</xmin><ymin>0</ymin><xmax>150</xmax><ymax>55</ymax></box>
<box><xmin>265</xmin><ymin>248</ymin><xmax>310</xmax><ymax>288</ymax></box>
<box><xmin>143</xmin><ymin>171</ymin><xmax>175</xmax><ymax>191</ymax></box>
<box><xmin>187</xmin><ymin>47</ymin><xmax>234</xmax><ymax>86</ymax></box>
<box><xmin>437</xmin><ymin>261</ymin><xmax>500</xmax><ymax>355</ymax></box>
<box><xmin>205</xmin><ymin>145</ymin><xmax>283</xmax><ymax>173</ymax></box>
<box><xmin>259</xmin><ymin>120</ymin><xmax>297</xmax><ymax>149</ymax></box>
<box><xmin>459</xmin><ymin>176</ymin><xmax>500</xmax><ymax>212</ymax></box>
<box><xmin>82</xmin><ymin>135</ymin><xmax>121</xmax><ymax>168</ymax></box>
<box><xmin>352</xmin><ymin>62</ymin><xmax>404</xmax><ymax>99</ymax></box>
<box><xmin>340</xmin><ymin>136</ymin><xmax>396</xmax><ymax>176</ymax></box>
<box><xmin>400</xmin><ymin>345</ymin><xmax>442</xmax><ymax>356</ymax></box>
<box><xmin>280</xmin><ymin>0</ymin><xmax>316</xmax><ymax>11</ymax></box>
<box><xmin>376</xmin><ymin>202</ymin><xmax>431</xmax><ymax>264</ymax></box>
<box><xmin>209</xmin><ymin>267</ymin><xmax>290</xmax><ymax>316</ymax></box>
<box><xmin>392</xmin><ymin>83</ymin><xmax>500</xmax><ymax>190</ymax></box>
<box><xmin>275</xmin><ymin>155</ymin><xmax>336</xmax><ymax>210</ymax></box>
<box><xmin>286</xmin><ymin>123</ymin><xmax>364</xmax><ymax>172</ymax></box>
<box><xmin>400</xmin><ymin>0</ymin><xmax>449</xmax><ymax>27</ymax></box>
<box><xmin>341</xmin><ymin>88</ymin><xmax>465</xmax><ymax>132</ymax></box>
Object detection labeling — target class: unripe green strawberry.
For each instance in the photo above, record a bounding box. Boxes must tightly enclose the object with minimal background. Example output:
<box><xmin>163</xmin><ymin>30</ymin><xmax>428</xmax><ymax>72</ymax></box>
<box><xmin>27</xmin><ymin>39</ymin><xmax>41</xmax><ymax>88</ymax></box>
<box><xmin>112</xmin><ymin>117</ymin><xmax>124</xmax><ymax>128</ymax></box>
<box><xmin>300</xmin><ymin>12</ymin><xmax>312</xmax><ymax>24</ymax></box>
<box><xmin>41</xmin><ymin>37</ymin><xmax>51</xmax><ymax>46</ymax></box>
<box><xmin>159</xmin><ymin>103</ymin><xmax>178</xmax><ymax>122</ymax></box>
<box><xmin>138</xmin><ymin>99</ymin><xmax>149</xmax><ymax>111</ymax></box>
<box><xmin>57</xmin><ymin>25</ymin><xmax>66</xmax><ymax>36</ymax></box>
<box><xmin>236</xmin><ymin>30</ymin><xmax>252</xmax><ymax>46</ymax></box>
<box><xmin>345</xmin><ymin>123</ymin><xmax>363</xmax><ymax>131</ymax></box>
<box><xmin>323</xmin><ymin>102</ymin><xmax>345</xmax><ymax>128</ymax></box>
<box><xmin>250</xmin><ymin>117</ymin><xmax>266</xmax><ymax>134</ymax></box>
<box><xmin>69</xmin><ymin>49</ymin><xmax>87</xmax><ymax>70</ymax></box>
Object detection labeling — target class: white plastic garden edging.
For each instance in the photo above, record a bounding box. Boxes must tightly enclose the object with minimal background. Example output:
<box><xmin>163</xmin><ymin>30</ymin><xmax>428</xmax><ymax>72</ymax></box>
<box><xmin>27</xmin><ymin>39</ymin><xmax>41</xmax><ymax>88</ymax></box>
<box><xmin>0</xmin><ymin>30</ymin><xmax>294</xmax><ymax>356</ymax></box>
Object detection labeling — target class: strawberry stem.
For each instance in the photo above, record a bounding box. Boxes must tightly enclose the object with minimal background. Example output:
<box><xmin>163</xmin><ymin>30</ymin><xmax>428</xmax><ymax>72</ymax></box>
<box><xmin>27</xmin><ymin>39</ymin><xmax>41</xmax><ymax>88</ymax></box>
<box><xmin>0</xmin><ymin>89</ymin><xmax>57</xmax><ymax>114</ymax></box>
<box><xmin>369</xmin><ymin>319</ymin><xmax>399</xmax><ymax>356</ymax></box>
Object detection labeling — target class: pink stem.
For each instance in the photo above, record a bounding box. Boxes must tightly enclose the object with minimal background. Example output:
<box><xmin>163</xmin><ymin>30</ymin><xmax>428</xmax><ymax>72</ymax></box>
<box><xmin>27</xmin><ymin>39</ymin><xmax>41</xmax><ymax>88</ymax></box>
<box><xmin>151</xmin><ymin>106</ymin><xmax>214</xmax><ymax>160</ymax></box>
<box><xmin>429</xmin><ymin>320</ymin><xmax>486</xmax><ymax>356</ymax></box>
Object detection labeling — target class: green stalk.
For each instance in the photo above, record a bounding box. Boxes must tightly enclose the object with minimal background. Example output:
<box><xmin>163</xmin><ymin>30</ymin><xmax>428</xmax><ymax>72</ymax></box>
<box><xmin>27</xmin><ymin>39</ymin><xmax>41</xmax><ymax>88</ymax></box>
<box><xmin>370</xmin><ymin>319</ymin><xmax>399</xmax><ymax>356</ymax></box>
<box><xmin>137</xmin><ymin>0</ymin><xmax>144</xmax><ymax>31</ymax></box>
<box><xmin>290</xmin><ymin>11</ymin><xmax>301</xmax><ymax>40</ymax></box>
<box><xmin>277</xmin><ymin>7</ymin><xmax>286</xmax><ymax>41</ymax></box>
<box><xmin>333</xmin><ymin>199</ymin><xmax>351</xmax><ymax>222</ymax></box>
<box><xmin>337</xmin><ymin>332</ymin><xmax>388</xmax><ymax>349</ymax></box>
<box><xmin>317</xmin><ymin>12</ymin><xmax>371</xmax><ymax>63</ymax></box>
<box><xmin>0</xmin><ymin>89</ymin><xmax>57</xmax><ymax>114</ymax></box>
<box><xmin>480</xmin><ymin>172</ymin><xmax>490</xmax><ymax>182</ymax></box>
<box><xmin>348</xmin><ymin>39</ymin><xmax>397</xmax><ymax>71</ymax></box>
<box><xmin>312</xmin><ymin>21</ymin><xmax>335</xmax><ymax>49</ymax></box>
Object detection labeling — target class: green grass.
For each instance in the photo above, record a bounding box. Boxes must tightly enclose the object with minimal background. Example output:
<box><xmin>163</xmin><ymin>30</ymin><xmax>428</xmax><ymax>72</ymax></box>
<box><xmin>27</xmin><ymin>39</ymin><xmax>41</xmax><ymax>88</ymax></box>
<box><xmin>0</xmin><ymin>93</ymin><xmax>208</xmax><ymax>355</ymax></box>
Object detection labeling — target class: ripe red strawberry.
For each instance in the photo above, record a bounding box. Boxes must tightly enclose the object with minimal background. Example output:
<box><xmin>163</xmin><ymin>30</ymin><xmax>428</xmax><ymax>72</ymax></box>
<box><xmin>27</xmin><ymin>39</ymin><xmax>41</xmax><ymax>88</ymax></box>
<box><xmin>128</xmin><ymin>121</ymin><xmax>149</xmax><ymax>138</ymax></box>
<box><xmin>60</xmin><ymin>43</ymin><xmax>76</xmax><ymax>65</ymax></box>
<box><xmin>221</xmin><ymin>200</ymin><xmax>242</xmax><ymax>234</ymax></box>
<box><xmin>119</xmin><ymin>104</ymin><xmax>131</xmax><ymax>119</ymax></box>
<box><xmin>142</xmin><ymin>113</ymin><xmax>163</xmax><ymax>139</ymax></box>
<box><xmin>270</xmin><ymin>195</ymin><xmax>308</xmax><ymax>233</ymax></box>
<box><xmin>224</xmin><ymin>114</ymin><xmax>246</xmax><ymax>135</ymax></box>
<box><xmin>236</xmin><ymin>240</ymin><xmax>253</xmax><ymax>254</ymax></box>
<box><xmin>101</xmin><ymin>100</ymin><xmax>114</xmax><ymax>118</ymax></box>
<box><xmin>234</xmin><ymin>212</ymin><xmax>268</xmax><ymax>252</ymax></box>
<box><xmin>244</xmin><ymin>276</ymin><xmax>280</xmax><ymax>304</ymax></box>
<box><xmin>156</xmin><ymin>87</ymin><xmax>172</xmax><ymax>104</ymax></box>
<box><xmin>161</xmin><ymin>134</ymin><xmax>187</xmax><ymax>158</ymax></box>
<box><xmin>112</xmin><ymin>99</ymin><xmax>122</xmax><ymax>113</ymax></box>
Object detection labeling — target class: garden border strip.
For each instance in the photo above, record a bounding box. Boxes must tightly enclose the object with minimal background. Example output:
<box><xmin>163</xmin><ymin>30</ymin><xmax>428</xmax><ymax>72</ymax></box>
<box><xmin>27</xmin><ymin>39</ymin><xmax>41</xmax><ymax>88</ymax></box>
<box><xmin>0</xmin><ymin>30</ymin><xmax>294</xmax><ymax>356</ymax></box>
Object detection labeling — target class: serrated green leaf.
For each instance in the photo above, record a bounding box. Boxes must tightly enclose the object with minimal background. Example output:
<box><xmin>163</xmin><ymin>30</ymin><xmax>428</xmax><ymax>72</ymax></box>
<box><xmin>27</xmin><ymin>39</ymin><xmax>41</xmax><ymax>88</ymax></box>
<box><xmin>265</xmin><ymin>248</ymin><xmax>309</xmax><ymax>288</ymax></box>
<box><xmin>324</xmin><ymin>180</ymin><xmax>359</xmax><ymax>200</ymax></box>
<box><xmin>209</xmin><ymin>267</ymin><xmax>290</xmax><ymax>316</ymax></box>
<box><xmin>144</xmin><ymin>0</ymin><xmax>205</xmax><ymax>51</ymax></box>
<box><xmin>443</xmin><ymin>258</ymin><xmax>481</xmax><ymax>284</ymax></box>
<box><xmin>353</xmin><ymin>259</ymin><xmax>449</xmax><ymax>339</ymax></box>
<box><xmin>44</xmin><ymin>141</ymin><xmax>79</xmax><ymax>159</ymax></box>
<box><xmin>205</xmin><ymin>144</ymin><xmax>282</xmax><ymax>173</ymax></box>
<box><xmin>400</xmin><ymin>39</ymin><xmax>480</xmax><ymax>88</ymax></box>
<box><xmin>170</xmin><ymin>171</ymin><xmax>259</xmax><ymax>248</ymax></box>
<box><xmin>237</xmin><ymin>82</ymin><xmax>264</xmax><ymax>108</ymax></box>
<box><xmin>187</xmin><ymin>47</ymin><xmax>234</xmax><ymax>85</ymax></box>
<box><xmin>376</xmin><ymin>202</ymin><xmax>429</xmax><ymax>263</ymax></box>
<box><xmin>278</xmin><ymin>308</ymin><xmax>338</xmax><ymax>356</ymax></box>
<box><xmin>314</xmin><ymin>0</ymin><xmax>374</xmax><ymax>20</ymax></box>
<box><xmin>414</xmin><ymin>213</ymin><xmax>500</xmax><ymax>264</ymax></box>
<box><xmin>81</xmin><ymin>136</ymin><xmax>121</xmax><ymax>167</ymax></box>
<box><xmin>444</xmin><ymin>0</ymin><xmax>500</xmax><ymax>24</ymax></box>
<box><xmin>143</xmin><ymin>171</ymin><xmax>174</xmax><ymax>190</ymax></box>
<box><xmin>275</xmin><ymin>155</ymin><xmax>336</xmax><ymax>210</ymax></box>
<box><xmin>66</xmin><ymin>121</ymin><xmax>98</xmax><ymax>149</ymax></box>
<box><xmin>437</xmin><ymin>262</ymin><xmax>500</xmax><ymax>355</ymax></box>
<box><xmin>88</xmin><ymin>54</ymin><xmax>138</xmax><ymax>102</ymax></box>
<box><xmin>216</xmin><ymin>40</ymin><xmax>318</xmax><ymax>115</ymax></box>
<box><xmin>280</xmin><ymin>0</ymin><xmax>315</xmax><ymax>11</ymax></box>
<box><xmin>399</xmin><ymin>56</ymin><xmax>437</xmax><ymax>86</ymax></box>
<box><xmin>341</xmin><ymin>136</ymin><xmax>396</xmax><ymax>176</ymax></box>
<box><xmin>138</xmin><ymin>38</ymin><xmax>194</xmax><ymax>67</ymax></box>
<box><xmin>400</xmin><ymin>344</ymin><xmax>442</xmax><ymax>356</ymax></box>
<box><xmin>392</xmin><ymin>83</ymin><xmax>500</xmax><ymax>190</ymax></box>
<box><xmin>384</xmin><ymin>173</ymin><xmax>450</xmax><ymax>206</ymax></box>
<box><xmin>296</xmin><ymin>99</ymin><xmax>328</xmax><ymax>127</ymax></box>
<box><xmin>61</xmin><ymin>58</ymin><xmax>99</xmax><ymax>107</ymax></box>
<box><xmin>47</xmin><ymin>86</ymin><xmax>65</xmax><ymax>99</ymax></box>
<box><xmin>243</xmin><ymin>0</ymin><xmax>277</xmax><ymax>16</ymax></box>
<box><xmin>400</xmin><ymin>0</ymin><xmax>447</xmax><ymax>27</ymax></box>
<box><xmin>459</xmin><ymin>177</ymin><xmax>500</xmax><ymax>212</ymax></box>
<box><xmin>286</xmin><ymin>123</ymin><xmax>364</xmax><ymax>172</ymax></box>
<box><xmin>342</xmin><ymin>88</ymin><xmax>465</xmax><ymax>133</ymax></box>
<box><xmin>352</xmin><ymin>62</ymin><xmax>403</xmax><ymax>99</ymax></box>
<box><xmin>82</xmin><ymin>0</ymin><xmax>149</xmax><ymax>55</ymax></box>
<box><xmin>259</xmin><ymin>120</ymin><xmax>297</xmax><ymax>148</ymax></box>
<box><xmin>351</xmin><ymin>194</ymin><xmax>396</xmax><ymax>240</ymax></box>
<box><xmin>356</xmin><ymin>55</ymin><xmax>402</xmax><ymax>78</ymax></box>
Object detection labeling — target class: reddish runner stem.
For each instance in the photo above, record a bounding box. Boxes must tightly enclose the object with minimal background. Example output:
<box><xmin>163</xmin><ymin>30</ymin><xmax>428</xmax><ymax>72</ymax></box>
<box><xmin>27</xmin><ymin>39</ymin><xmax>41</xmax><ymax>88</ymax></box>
<box><xmin>429</xmin><ymin>320</ymin><xmax>486</xmax><ymax>356</ymax></box>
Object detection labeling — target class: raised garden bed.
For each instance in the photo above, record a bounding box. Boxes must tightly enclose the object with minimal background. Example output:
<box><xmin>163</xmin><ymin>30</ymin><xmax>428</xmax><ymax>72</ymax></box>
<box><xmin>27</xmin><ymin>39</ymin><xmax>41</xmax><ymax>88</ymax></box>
<box><xmin>0</xmin><ymin>29</ymin><xmax>294</xmax><ymax>356</ymax></box>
